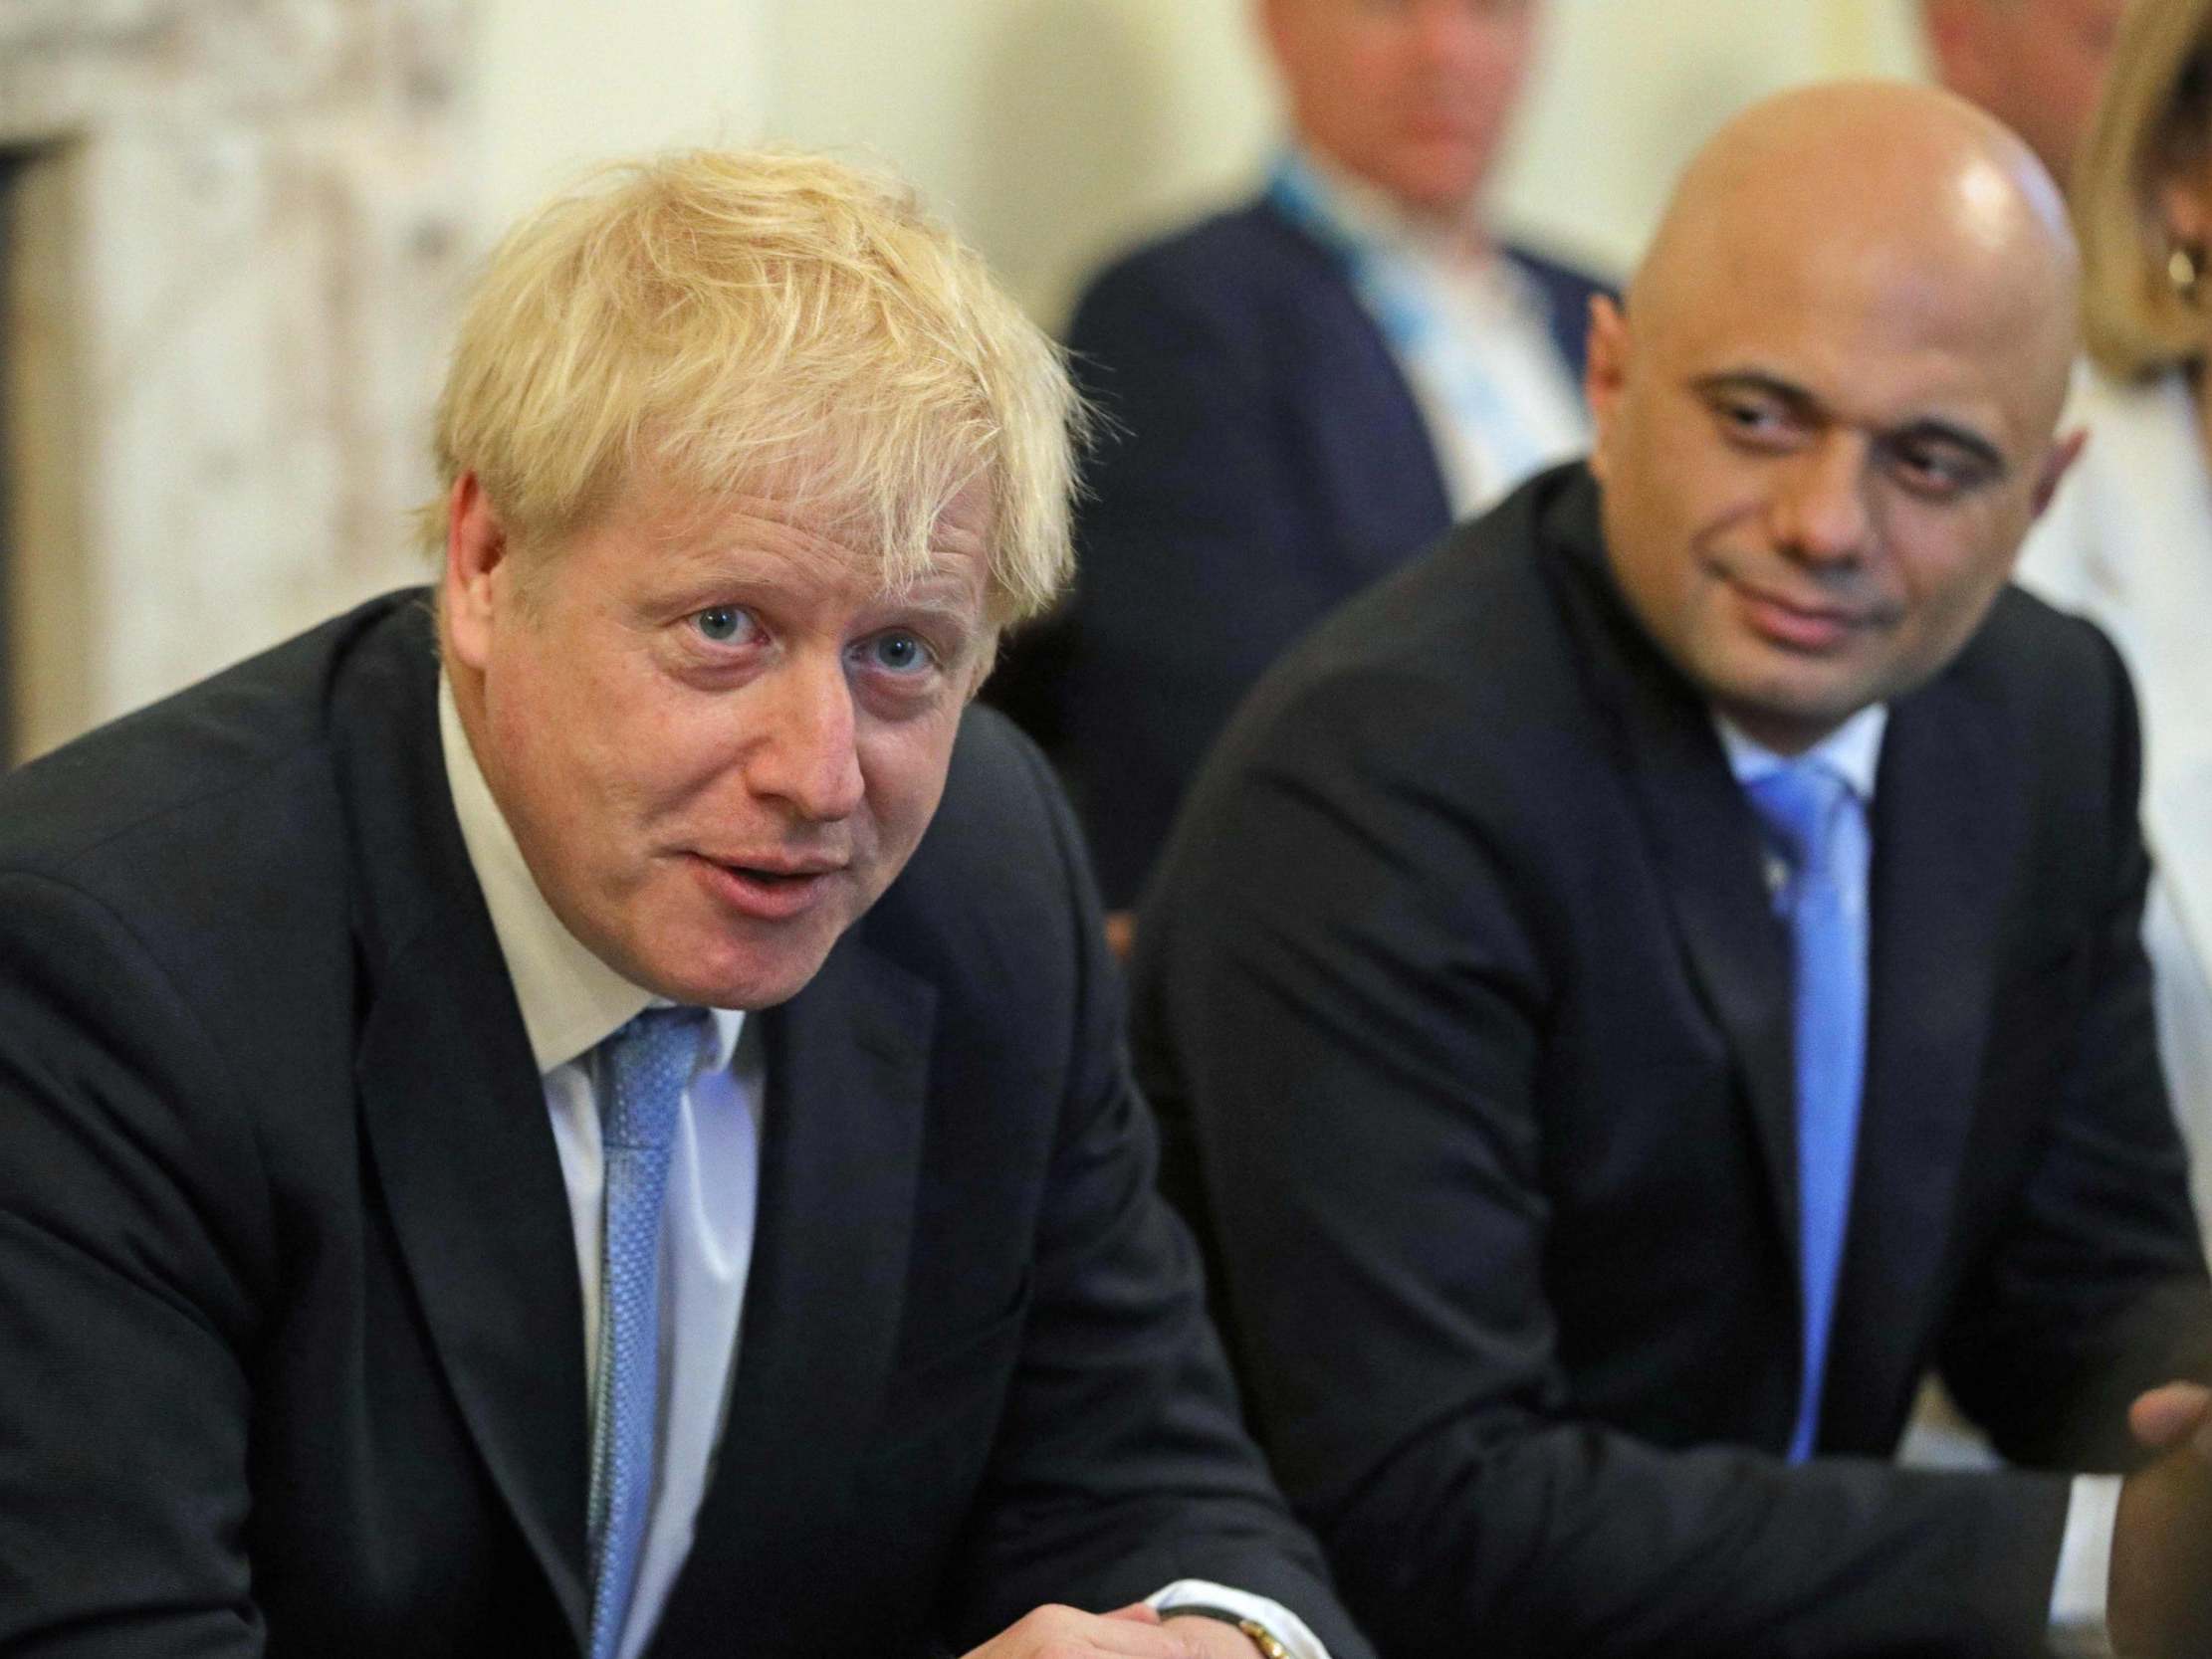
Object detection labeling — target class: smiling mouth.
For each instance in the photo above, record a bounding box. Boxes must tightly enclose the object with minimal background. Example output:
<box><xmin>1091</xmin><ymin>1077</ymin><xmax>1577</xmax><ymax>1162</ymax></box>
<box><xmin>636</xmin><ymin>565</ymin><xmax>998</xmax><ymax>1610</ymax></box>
<box><xmin>1727</xmin><ymin>578</ymin><xmax>1878</xmax><ymax>652</ymax></box>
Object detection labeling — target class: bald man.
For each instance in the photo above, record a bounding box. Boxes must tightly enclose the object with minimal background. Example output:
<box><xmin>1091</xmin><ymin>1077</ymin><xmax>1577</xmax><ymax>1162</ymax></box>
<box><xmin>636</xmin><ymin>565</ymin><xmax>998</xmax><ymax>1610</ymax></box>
<box><xmin>1923</xmin><ymin>0</ymin><xmax>2127</xmax><ymax>185</ymax></box>
<box><xmin>1136</xmin><ymin>84</ymin><xmax>2212</xmax><ymax>1658</ymax></box>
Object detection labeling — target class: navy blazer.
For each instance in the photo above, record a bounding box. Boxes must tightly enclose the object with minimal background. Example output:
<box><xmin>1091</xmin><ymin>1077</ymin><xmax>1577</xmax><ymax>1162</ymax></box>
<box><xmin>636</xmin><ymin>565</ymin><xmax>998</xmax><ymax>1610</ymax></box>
<box><xmin>988</xmin><ymin>196</ymin><xmax>1610</xmax><ymax>906</ymax></box>
<box><xmin>1134</xmin><ymin>465</ymin><xmax>2212</xmax><ymax>1658</ymax></box>
<box><xmin>0</xmin><ymin>594</ymin><xmax>1372</xmax><ymax>1659</ymax></box>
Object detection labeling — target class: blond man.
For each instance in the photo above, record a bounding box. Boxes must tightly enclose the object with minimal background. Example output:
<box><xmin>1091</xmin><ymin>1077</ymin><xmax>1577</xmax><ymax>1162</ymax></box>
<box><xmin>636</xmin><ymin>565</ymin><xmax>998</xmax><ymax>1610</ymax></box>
<box><xmin>0</xmin><ymin>151</ymin><xmax>1368</xmax><ymax>1659</ymax></box>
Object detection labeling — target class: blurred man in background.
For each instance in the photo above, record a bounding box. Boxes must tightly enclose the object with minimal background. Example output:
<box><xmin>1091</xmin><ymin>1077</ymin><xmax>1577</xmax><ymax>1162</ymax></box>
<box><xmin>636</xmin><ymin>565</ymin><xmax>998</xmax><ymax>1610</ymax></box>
<box><xmin>993</xmin><ymin>0</ymin><xmax>1608</xmax><ymax>923</ymax></box>
<box><xmin>1923</xmin><ymin>0</ymin><xmax>2129</xmax><ymax>184</ymax></box>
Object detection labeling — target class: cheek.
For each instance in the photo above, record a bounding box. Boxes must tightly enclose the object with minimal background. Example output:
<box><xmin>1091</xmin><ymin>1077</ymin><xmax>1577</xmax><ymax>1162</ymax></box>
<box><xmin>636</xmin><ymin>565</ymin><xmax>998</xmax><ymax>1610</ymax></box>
<box><xmin>1468</xmin><ymin>21</ymin><xmax>1535</xmax><ymax>100</ymax></box>
<box><xmin>859</xmin><ymin>723</ymin><xmax>961</xmax><ymax>850</ymax></box>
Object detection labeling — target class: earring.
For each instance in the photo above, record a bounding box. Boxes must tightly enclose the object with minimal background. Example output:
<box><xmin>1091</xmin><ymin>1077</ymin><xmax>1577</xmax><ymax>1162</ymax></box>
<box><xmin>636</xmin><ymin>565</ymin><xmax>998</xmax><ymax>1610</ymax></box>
<box><xmin>2170</xmin><ymin>241</ymin><xmax>2207</xmax><ymax>306</ymax></box>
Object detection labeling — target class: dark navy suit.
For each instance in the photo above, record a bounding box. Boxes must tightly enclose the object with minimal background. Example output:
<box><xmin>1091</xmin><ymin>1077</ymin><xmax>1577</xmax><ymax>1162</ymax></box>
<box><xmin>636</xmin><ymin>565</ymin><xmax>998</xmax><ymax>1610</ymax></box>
<box><xmin>989</xmin><ymin>196</ymin><xmax>1609</xmax><ymax>906</ymax></box>
<box><xmin>0</xmin><ymin>594</ymin><xmax>1372</xmax><ymax>1659</ymax></box>
<box><xmin>1135</xmin><ymin>465</ymin><xmax>2212</xmax><ymax>1658</ymax></box>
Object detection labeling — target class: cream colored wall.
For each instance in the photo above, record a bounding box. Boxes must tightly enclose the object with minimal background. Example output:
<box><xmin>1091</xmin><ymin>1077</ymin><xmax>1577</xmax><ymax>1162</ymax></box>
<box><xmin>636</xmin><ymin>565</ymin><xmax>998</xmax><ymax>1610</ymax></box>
<box><xmin>476</xmin><ymin>0</ymin><xmax>774</xmax><ymax>234</ymax></box>
<box><xmin>477</xmin><ymin>0</ymin><xmax>1934</xmax><ymax>322</ymax></box>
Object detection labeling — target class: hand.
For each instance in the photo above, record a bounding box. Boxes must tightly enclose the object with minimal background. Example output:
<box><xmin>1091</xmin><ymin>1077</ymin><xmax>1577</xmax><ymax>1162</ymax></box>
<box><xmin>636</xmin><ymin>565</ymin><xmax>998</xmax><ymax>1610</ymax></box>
<box><xmin>960</xmin><ymin>1601</ymin><xmax>1260</xmax><ymax>1658</ymax></box>
<box><xmin>1104</xmin><ymin>911</ymin><xmax>1136</xmax><ymax>961</ymax></box>
<box><xmin>2109</xmin><ymin>1382</ymin><xmax>2212</xmax><ymax>1659</ymax></box>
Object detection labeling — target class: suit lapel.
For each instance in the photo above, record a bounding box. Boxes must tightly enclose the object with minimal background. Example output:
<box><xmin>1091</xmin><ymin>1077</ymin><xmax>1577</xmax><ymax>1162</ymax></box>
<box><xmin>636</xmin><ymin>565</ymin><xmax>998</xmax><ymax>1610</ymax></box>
<box><xmin>1617</xmin><ymin>684</ymin><xmax>1803</xmax><ymax>1271</ymax></box>
<box><xmin>1259</xmin><ymin>201</ymin><xmax>1455</xmax><ymax>566</ymax></box>
<box><xmin>1552</xmin><ymin>505</ymin><xmax>1802</xmax><ymax>1273</ymax></box>
<box><xmin>648</xmin><ymin>931</ymin><xmax>935</xmax><ymax>1651</ymax></box>
<box><xmin>356</xmin><ymin>944</ymin><xmax>591</xmax><ymax>1637</ymax></box>
<box><xmin>1821</xmin><ymin>676</ymin><xmax>2016</xmax><ymax>1442</ymax></box>
<box><xmin>332</xmin><ymin>604</ymin><xmax>591</xmax><ymax>1646</ymax></box>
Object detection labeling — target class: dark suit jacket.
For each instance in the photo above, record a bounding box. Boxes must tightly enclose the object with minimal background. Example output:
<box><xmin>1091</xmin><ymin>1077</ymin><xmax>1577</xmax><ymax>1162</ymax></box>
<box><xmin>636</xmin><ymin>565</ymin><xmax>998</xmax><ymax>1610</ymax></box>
<box><xmin>986</xmin><ymin>196</ymin><xmax>1611</xmax><ymax>907</ymax></box>
<box><xmin>1132</xmin><ymin>465</ymin><xmax>2212</xmax><ymax>1658</ymax></box>
<box><xmin>0</xmin><ymin>593</ymin><xmax>1372</xmax><ymax>1659</ymax></box>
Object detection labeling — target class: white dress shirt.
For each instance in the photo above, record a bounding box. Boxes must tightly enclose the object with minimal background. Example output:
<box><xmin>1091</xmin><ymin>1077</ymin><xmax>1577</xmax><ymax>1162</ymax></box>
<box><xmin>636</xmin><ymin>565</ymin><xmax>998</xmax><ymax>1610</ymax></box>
<box><xmin>437</xmin><ymin>678</ymin><xmax>1329</xmax><ymax>1659</ymax></box>
<box><xmin>1717</xmin><ymin>707</ymin><xmax>2119</xmax><ymax>1656</ymax></box>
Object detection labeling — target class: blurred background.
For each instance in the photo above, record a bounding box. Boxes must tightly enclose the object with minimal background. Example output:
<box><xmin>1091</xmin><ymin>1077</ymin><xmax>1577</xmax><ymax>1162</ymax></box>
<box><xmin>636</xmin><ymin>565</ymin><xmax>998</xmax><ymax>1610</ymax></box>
<box><xmin>0</xmin><ymin>0</ymin><xmax>1933</xmax><ymax>761</ymax></box>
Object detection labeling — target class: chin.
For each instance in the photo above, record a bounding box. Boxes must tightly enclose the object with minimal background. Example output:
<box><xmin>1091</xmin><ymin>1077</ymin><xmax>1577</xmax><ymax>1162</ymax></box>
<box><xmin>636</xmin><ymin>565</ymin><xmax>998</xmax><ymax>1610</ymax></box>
<box><xmin>1392</xmin><ymin>154</ymin><xmax>1484</xmax><ymax>213</ymax></box>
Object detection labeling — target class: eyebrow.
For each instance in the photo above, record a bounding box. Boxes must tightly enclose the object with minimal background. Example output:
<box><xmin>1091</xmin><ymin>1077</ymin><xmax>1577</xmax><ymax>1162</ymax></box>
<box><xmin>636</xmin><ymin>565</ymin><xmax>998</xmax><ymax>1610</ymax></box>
<box><xmin>871</xmin><ymin>580</ymin><xmax>987</xmax><ymax>631</ymax></box>
<box><xmin>1693</xmin><ymin>371</ymin><xmax>2010</xmax><ymax>479</ymax></box>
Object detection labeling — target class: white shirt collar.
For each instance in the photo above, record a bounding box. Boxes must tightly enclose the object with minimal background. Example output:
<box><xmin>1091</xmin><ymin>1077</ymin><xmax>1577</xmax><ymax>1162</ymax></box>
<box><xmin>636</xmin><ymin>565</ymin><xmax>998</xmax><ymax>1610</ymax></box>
<box><xmin>1287</xmin><ymin>141</ymin><xmax>1528</xmax><ymax>296</ymax></box>
<box><xmin>1714</xmin><ymin>702</ymin><xmax>1888</xmax><ymax>803</ymax></box>
<box><xmin>438</xmin><ymin>673</ymin><xmax>745</xmax><ymax>1077</ymax></box>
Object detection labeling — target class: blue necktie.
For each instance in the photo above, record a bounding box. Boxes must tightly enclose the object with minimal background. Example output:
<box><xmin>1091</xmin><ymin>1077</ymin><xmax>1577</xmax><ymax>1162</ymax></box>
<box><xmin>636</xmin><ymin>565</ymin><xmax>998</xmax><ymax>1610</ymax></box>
<box><xmin>586</xmin><ymin>1006</ymin><xmax>704</xmax><ymax>1659</ymax></box>
<box><xmin>1746</xmin><ymin>761</ymin><xmax>1868</xmax><ymax>1463</ymax></box>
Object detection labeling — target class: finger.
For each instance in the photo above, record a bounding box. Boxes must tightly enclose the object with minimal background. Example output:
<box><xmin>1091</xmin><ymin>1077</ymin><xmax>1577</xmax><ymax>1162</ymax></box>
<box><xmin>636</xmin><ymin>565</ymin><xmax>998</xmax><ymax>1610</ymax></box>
<box><xmin>2130</xmin><ymin>1381</ymin><xmax>2212</xmax><ymax>1449</ymax></box>
<box><xmin>1103</xmin><ymin>1602</ymin><xmax>1163</xmax><ymax>1624</ymax></box>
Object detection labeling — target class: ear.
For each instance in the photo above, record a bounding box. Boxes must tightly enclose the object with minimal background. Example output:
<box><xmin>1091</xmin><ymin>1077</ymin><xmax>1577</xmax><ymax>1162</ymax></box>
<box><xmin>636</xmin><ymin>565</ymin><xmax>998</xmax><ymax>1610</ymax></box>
<box><xmin>1583</xmin><ymin>294</ymin><xmax>1632</xmax><ymax>484</ymax></box>
<box><xmin>2028</xmin><ymin>426</ymin><xmax>2089</xmax><ymax>520</ymax></box>
<box><xmin>442</xmin><ymin>472</ymin><xmax>510</xmax><ymax>673</ymax></box>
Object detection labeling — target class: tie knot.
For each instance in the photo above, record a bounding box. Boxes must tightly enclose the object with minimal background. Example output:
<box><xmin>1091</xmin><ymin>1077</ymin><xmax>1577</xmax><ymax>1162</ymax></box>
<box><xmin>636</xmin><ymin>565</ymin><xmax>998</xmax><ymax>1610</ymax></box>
<box><xmin>600</xmin><ymin>1005</ymin><xmax>706</xmax><ymax>1150</ymax></box>
<box><xmin>1746</xmin><ymin>759</ymin><xmax>1854</xmax><ymax>874</ymax></box>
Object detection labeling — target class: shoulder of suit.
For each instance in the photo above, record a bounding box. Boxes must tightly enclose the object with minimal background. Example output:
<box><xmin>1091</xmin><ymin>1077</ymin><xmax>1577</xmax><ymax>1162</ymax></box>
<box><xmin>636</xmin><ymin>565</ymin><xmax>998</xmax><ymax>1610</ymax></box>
<box><xmin>853</xmin><ymin>702</ymin><xmax>1097</xmax><ymax>1017</ymax></box>
<box><xmin>1210</xmin><ymin>470</ymin><xmax>1595</xmax><ymax>783</ymax></box>
<box><xmin>1943</xmin><ymin>583</ymin><xmax>2132</xmax><ymax>750</ymax></box>
<box><xmin>1969</xmin><ymin>581</ymin><xmax>2120</xmax><ymax>676</ymax></box>
<box><xmin>879</xmin><ymin>706</ymin><xmax>1073</xmax><ymax>908</ymax></box>
<box><xmin>0</xmin><ymin>591</ymin><xmax>420</xmax><ymax>887</ymax></box>
<box><xmin>1071</xmin><ymin>195</ymin><xmax>1346</xmax><ymax>323</ymax></box>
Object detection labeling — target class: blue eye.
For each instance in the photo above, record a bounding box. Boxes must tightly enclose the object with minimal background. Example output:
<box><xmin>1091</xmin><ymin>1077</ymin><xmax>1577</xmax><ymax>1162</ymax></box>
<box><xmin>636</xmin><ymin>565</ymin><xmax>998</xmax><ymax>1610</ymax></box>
<box><xmin>866</xmin><ymin>631</ymin><xmax>932</xmax><ymax>674</ymax></box>
<box><xmin>693</xmin><ymin>606</ymin><xmax>752</xmax><ymax>644</ymax></box>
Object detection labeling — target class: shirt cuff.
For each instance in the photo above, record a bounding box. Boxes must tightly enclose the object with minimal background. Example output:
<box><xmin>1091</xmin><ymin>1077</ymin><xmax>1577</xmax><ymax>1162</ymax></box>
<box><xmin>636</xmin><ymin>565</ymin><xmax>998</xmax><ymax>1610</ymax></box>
<box><xmin>1148</xmin><ymin>1578</ymin><xmax>1330</xmax><ymax>1659</ymax></box>
<box><xmin>2049</xmin><ymin>1473</ymin><xmax>2121</xmax><ymax>1658</ymax></box>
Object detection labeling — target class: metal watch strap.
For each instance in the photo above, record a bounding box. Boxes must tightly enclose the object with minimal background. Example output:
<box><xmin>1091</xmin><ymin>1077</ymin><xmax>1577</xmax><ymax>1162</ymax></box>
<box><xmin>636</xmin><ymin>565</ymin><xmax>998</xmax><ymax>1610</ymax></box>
<box><xmin>1157</xmin><ymin>1603</ymin><xmax>1293</xmax><ymax>1659</ymax></box>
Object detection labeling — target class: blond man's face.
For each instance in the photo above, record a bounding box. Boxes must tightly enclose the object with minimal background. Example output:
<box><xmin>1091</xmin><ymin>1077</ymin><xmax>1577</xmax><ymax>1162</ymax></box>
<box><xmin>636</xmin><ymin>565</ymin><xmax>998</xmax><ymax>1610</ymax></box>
<box><xmin>445</xmin><ymin>475</ymin><xmax>995</xmax><ymax>1009</ymax></box>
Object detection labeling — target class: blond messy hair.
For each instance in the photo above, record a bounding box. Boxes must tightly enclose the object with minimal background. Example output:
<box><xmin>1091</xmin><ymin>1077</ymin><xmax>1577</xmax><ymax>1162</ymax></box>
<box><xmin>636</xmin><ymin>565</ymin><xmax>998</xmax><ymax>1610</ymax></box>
<box><xmin>425</xmin><ymin>148</ymin><xmax>1079</xmax><ymax>624</ymax></box>
<box><xmin>2075</xmin><ymin>0</ymin><xmax>2212</xmax><ymax>379</ymax></box>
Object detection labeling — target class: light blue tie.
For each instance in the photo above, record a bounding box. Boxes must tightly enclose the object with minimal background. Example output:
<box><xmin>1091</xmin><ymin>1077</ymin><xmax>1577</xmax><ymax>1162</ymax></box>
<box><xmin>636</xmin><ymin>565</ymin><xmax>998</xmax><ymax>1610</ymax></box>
<box><xmin>1746</xmin><ymin>761</ymin><xmax>1868</xmax><ymax>1464</ymax></box>
<box><xmin>586</xmin><ymin>1006</ymin><xmax>704</xmax><ymax>1659</ymax></box>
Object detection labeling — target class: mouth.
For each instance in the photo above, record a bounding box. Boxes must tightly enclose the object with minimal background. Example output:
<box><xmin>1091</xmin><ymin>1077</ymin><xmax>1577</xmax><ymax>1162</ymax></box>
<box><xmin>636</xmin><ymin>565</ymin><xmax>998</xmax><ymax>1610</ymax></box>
<box><xmin>685</xmin><ymin>853</ymin><xmax>846</xmax><ymax>921</ymax></box>
<box><xmin>1727</xmin><ymin>577</ymin><xmax>1876</xmax><ymax>654</ymax></box>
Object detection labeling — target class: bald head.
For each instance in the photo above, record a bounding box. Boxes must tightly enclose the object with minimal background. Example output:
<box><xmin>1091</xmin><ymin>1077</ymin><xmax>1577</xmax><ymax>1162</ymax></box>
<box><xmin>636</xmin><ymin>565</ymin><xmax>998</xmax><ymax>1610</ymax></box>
<box><xmin>1585</xmin><ymin>82</ymin><xmax>2088</xmax><ymax>754</ymax></box>
<box><xmin>1634</xmin><ymin>82</ymin><xmax>2079</xmax><ymax>408</ymax></box>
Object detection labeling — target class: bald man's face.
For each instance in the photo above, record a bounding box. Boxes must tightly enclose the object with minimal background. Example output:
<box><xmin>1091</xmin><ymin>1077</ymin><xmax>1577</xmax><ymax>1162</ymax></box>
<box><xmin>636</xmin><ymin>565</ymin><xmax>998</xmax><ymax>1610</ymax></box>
<box><xmin>1264</xmin><ymin>0</ymin><xmax>1539</xmax><ymax>220</ymax></box>
<box><xmin>1586</xmin><ymin>218</ymin><xmax>2076</xmax><ymax>753</ymax></box>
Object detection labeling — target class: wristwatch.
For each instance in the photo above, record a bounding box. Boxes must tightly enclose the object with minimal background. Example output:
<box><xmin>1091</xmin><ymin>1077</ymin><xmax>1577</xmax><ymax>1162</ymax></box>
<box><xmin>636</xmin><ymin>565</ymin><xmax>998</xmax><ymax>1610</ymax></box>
<box><xmin>1159</xmin><ymin>1603</ymin><xmax>1293</xmax><ymax>1659</ymax></box>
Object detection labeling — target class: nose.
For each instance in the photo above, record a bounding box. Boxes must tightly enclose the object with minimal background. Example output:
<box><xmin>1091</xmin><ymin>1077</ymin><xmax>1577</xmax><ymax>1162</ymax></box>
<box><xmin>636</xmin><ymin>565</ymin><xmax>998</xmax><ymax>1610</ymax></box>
<box><xmin>1768</xmin><ymin>436</ymin><xmax>1874</xmax><ymax>567</ymax></box>
<box><xmin>747</xmin><ymin>654</ymin><xmax>865</xmax><ymax>823</ymax></box>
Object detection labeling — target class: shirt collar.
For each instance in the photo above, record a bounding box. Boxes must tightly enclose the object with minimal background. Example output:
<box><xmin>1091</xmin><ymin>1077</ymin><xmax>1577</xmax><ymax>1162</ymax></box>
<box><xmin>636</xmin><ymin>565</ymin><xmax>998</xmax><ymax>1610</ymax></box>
<box><xmin>439</xmin><ymin>673</ymin><xmax>745</xmax><ymax>1077</ymax></box>
<box><xmin>1715</xmin><ymin>702</ymin><xmax>1888</xmax><ymax>803</ymax></box>
<box><xmin>1283</xmin><ymin>141</ymin><xmax>1513</xmax><ymax>282</ymax></box>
